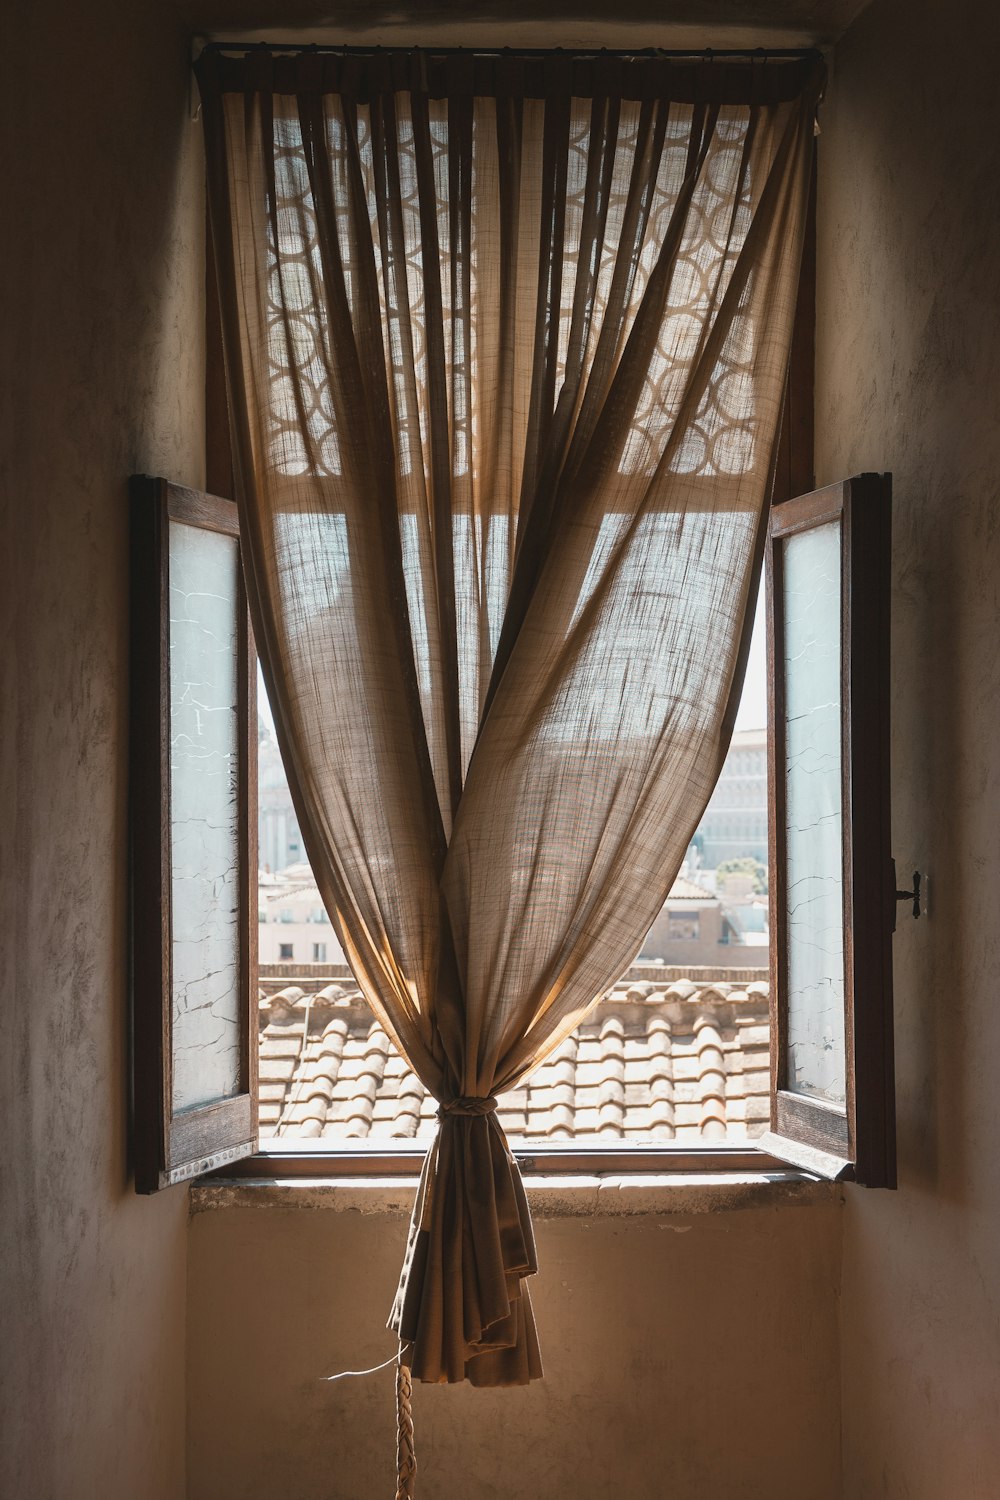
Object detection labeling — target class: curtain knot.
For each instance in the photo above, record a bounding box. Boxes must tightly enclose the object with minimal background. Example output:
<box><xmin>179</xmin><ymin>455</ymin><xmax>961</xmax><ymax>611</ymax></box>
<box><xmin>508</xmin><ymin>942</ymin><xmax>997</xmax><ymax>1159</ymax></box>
<box><xmin>437</xmin><ymin>1095</ymin><xmax>498</xmax><ymax>1119</ymax></box>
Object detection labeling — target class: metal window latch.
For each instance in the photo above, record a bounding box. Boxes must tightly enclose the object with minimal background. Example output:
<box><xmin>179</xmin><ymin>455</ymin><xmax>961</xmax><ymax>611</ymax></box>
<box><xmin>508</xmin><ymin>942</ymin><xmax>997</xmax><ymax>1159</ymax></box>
<box><xmin>891</xmin><ymin>861</ymin><xmax>921</xmax><ymax>930</ymax></box>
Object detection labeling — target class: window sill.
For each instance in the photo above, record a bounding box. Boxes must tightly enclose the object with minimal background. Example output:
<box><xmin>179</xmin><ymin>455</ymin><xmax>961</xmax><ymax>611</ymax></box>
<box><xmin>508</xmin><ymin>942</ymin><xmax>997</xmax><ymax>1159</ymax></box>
<box><xmin>190</xmin><ymin>1170</ymin><xmax>838</xmax><ymax>1218</ymax></box>
<box><xmin>218</xmin><ymin>1141</ymin><xmax>794</xmax><ymax>1179</ymax></box>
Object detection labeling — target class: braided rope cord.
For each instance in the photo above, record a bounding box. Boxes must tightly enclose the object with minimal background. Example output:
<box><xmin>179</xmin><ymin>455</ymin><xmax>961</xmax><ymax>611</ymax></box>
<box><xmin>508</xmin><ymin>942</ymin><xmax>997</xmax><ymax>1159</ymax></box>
<box><xmin>395</xmin><ymin>1351</ymin><xmax>417</xmax><ymax>1500</ymax></box>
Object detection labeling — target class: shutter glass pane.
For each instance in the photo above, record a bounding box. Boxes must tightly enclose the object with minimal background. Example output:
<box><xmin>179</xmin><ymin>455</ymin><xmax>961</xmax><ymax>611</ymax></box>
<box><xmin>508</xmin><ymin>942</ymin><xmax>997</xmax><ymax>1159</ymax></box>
<box><xmin>782</xmin><ymin>520</ymin><xmax>846</xmax><ymax>1105</ymax></box>
<box><xmin>169</xmin><ymin>518</ymin><xmax>242</xmax><ymax>1111</ymax></box>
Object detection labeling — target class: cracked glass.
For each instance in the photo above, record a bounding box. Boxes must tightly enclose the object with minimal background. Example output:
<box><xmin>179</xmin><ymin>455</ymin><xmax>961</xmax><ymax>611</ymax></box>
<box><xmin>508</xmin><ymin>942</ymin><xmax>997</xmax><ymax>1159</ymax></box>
<box><xmin>782</xmin><ymin>520</ymin><xmax>846</xmax><ymax>1105</ymax></box>
<box><xmin>169</xmin><ymin>519</ymin><xmax>241</xmax><ymax>1112</ymax></box>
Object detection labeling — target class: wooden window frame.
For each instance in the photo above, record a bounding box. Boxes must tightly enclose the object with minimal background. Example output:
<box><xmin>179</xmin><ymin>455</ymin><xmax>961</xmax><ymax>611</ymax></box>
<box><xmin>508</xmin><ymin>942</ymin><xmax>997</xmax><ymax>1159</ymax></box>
<box><xmin>771</xmin><ymin>152</ymin><xmax>816</xmax><ymax>507</ymax></box>
<box><xmin>225</xmin><ymin>1142</ymin><xmax>794</xmax><ymax>1178</ymax></box>
<box><xmin>130</xmin><ymin>475</ymin><xmax>258</xmax><ymax>1192</ymax></box>
<box><xmin>759</xmin><ymin>473</ymin><xmax>896</xmax><ymax>1187</ymax></box>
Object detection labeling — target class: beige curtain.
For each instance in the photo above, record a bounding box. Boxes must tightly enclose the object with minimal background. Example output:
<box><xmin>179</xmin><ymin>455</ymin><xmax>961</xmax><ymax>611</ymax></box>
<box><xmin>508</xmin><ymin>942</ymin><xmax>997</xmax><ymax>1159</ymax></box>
<box><xmin>198</xmin><ymin>47</ymin><xmax>821</xmax><ymax>1387</ymax></box>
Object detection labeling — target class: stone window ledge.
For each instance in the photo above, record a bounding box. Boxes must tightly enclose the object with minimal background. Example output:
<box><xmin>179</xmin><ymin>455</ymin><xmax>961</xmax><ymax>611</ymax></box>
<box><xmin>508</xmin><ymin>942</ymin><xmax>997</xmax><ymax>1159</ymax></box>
<box><xmin>190</xmin><ymin>1172</ymin><xmax>839</xmax><ymax>1218</ymax></box>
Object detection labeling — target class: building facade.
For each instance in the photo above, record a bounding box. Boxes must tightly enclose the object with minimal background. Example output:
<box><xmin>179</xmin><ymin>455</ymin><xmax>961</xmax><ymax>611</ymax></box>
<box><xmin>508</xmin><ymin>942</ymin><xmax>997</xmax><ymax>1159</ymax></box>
<box><xmin>258</xmin><ymin>866</ymin><xmax>344</xmax><ymax>966</ymax></box>
<box><xmin>692</xmin><ymin>726</ymin><xmax>768</xmax><ymax>867</ymax></box>
<box><xmin>258</xmin><ymin>719</ymin><xmax>305</xmax><ymax>873</ymax></box>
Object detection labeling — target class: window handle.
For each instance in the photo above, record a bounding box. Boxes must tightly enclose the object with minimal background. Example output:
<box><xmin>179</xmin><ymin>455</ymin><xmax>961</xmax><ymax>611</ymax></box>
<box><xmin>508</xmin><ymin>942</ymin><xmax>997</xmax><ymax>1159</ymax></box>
<box><xmin>891</xmin><ymin>862</ymin><xmax>921</xmax><ymax>929</ymax></box>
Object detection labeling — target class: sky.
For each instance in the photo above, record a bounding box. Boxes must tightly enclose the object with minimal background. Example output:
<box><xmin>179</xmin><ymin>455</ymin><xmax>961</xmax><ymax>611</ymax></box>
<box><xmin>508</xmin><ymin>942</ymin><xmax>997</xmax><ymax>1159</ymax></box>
<box><xmin>734</xmin><ymin>577</ymin><xmax>767</xmax><ymax>733</ymax></box>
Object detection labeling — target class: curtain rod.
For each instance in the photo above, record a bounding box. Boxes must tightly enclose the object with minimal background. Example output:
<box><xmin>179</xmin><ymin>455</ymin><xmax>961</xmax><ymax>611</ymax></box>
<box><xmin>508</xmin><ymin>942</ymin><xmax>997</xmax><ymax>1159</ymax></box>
<box><xmin>200</xmin><ymin>42</ymin><xmax>823</xmax><ymax>62</ymax></box>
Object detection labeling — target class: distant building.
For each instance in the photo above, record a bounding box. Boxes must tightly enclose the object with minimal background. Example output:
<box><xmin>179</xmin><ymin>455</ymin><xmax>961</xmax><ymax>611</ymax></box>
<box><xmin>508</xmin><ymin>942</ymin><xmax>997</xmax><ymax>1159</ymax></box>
<box><xmin>639</xmin><ymin>874</ymin><xmax>767</xmax><ymax>969</ymax></box>
<box><xmin>258</xmin><ymin>865</ymin><xmax>344</xmax><ymax>966</ymax></box>
<box><xmin>258</xmin><ymin>719</ymin><xmax>304</xmax><ymax>873</ymax></box>
<box><xmin>256</xmin><ymin>719</ymin><xmax>770</xmax><ymax>971</ymax></box>
<box><xmin>693</xmin><ymin>726</ymin><xmax>768</xmax><ymax>867</ymax></box>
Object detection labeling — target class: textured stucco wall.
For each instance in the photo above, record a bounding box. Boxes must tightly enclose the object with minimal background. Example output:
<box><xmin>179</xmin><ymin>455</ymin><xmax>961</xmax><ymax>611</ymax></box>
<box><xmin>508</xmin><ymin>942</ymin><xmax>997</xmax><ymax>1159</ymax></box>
<box><xmin>187</xmin><ymin>1187</ymin><xmax>842</xmax><ymax>1500</ymax></box>
<box><xmin>1</xmin><ymin>3</ymin><xmax>205</xmax><ymax>1496</ymax></box>
<box><xmin>816</xmin><ymin>2</ymin><xmax>1000</xmax><ymax>1494</ymax></box>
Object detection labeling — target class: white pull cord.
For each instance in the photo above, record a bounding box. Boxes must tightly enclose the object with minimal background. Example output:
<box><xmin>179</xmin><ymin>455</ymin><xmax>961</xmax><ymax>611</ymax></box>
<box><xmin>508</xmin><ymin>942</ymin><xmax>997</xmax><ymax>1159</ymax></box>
<box><xmin>323</xmin><ymin>1352</ymin><xmax>398</xmax><ymax>1382</ymax></box>
<box><xmin>320</xmin><ymin>1345</ymin><xmax>417</xmax><ymax>1498</ymax></box>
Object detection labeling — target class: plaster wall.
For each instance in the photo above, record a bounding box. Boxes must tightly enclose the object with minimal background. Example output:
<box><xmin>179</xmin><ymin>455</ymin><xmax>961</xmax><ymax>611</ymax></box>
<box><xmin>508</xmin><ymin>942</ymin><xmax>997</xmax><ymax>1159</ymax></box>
<box><xmin>1</xmin><ymin>3</ymin><xmax>206</xmax><ymax>1496</ymax></box>
<box><xmin>187</xmin><ymin>1187</ymin><xmax>842</xmax><ymax>1500</ymax></box>
<box><xmin>816</xmin><ymin>1</ymin><xmax>1000</xmax><ymax>1493</ymax></box>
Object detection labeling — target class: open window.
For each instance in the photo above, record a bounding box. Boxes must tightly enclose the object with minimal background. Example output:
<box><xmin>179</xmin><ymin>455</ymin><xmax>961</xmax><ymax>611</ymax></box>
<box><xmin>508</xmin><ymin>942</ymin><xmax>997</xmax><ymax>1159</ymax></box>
<box><xmin>759</xmin><ymin>473</ymin><xmax>896</xmax><ymax>1187</ymax></box>
<box><xmin>130</xmin><ymin>468</ymin><xmax>896</xmax><ymax>1189</ymax></box>
<box><xmin>129</xmin><ymin>476</ymin><xmax>258</xmax><ymax>1191</ymax></box>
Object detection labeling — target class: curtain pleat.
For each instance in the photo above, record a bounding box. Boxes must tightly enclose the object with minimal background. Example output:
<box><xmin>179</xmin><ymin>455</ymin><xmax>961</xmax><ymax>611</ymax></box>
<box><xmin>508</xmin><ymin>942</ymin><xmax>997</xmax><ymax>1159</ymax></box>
<box><xmin>197</xmin><ymin>47</ymin><xmax>822</xmax><ymax>1386</ymax></box>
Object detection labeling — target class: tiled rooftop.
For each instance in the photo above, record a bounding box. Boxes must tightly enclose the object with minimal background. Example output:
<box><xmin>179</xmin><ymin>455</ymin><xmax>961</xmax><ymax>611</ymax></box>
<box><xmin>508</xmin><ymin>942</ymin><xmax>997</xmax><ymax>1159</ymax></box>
<box><xmin>258</xmin><ymin>964</ymin><xmax>771</xmax><ymax>1144</ymax></box>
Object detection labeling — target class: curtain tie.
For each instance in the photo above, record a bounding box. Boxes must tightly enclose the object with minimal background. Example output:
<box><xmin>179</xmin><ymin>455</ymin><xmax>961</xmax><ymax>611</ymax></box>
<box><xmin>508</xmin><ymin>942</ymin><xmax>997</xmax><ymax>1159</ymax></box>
<box><xmin>437</xmin><ymin>1095</ymin><xmax>498</xmax><ymax>1119</ymax></box>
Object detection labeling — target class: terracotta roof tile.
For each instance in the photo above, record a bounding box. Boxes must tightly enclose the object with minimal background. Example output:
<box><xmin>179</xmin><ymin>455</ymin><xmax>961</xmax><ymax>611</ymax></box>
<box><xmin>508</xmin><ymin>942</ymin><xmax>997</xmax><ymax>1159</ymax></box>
<box><xmin>257</xmin><ymin>963</ymin><xmax>771</xmax><ymax>1146</ymax></box>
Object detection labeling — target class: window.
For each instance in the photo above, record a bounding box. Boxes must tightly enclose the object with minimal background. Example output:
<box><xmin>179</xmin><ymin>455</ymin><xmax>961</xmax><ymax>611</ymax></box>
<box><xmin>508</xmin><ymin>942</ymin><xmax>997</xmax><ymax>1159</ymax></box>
<box><xmin>667</xmin><ymin>912</ymin><xmax>700</xmax><ymax>941</ymax></box>
<box><xmin>132</xmin><ymin>95</ymin><xmax>894</xmax><ymax>1192</ymax></box>
<box><xmin>760</xmin><ymin>474</ymin><xmax>896</xmax><ymax>1187</ymax></box>
<box><xmin>131</xmin><ymin>471</ymin><xmax>896</xmax><ymax>1190</ymax></box>
<box><xmin>129</xmin><ymin>477</ymin><xmax>257</xmax><ymax>1191</ymax></box>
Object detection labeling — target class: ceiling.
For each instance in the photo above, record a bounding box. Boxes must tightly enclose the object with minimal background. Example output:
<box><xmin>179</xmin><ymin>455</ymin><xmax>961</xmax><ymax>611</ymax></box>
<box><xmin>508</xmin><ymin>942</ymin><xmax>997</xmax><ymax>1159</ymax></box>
<box><xmin>176</xmin><ymin>0</ymin><xmax>875</xmax><ymax>50</ymax></box>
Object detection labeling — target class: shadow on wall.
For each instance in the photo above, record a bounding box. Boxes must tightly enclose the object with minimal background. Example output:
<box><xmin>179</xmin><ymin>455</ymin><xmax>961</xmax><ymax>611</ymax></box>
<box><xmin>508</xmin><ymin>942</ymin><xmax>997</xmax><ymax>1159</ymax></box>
<box><xmin>5</xmin><ymin>7</ymin><xmax>202</xmax><ymax>1499</ymax></box>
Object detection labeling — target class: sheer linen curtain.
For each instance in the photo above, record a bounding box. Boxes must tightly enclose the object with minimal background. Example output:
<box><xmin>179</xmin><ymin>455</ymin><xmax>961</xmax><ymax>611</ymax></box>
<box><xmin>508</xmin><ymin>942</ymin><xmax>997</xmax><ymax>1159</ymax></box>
<box><xmin>197</xmin><ymin>47</ymin><xmax>822</xmax><ymax>1387</ymax></box>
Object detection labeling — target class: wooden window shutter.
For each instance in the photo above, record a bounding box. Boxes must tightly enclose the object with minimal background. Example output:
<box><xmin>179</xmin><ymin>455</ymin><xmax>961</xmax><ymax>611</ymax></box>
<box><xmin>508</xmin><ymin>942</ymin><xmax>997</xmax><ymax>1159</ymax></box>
<box><xmin>760</xmin><ymin>473</ymin><xmax>897</xmax><ymax>1187</ymax></box>
<box><xmin>130</xmin><ymin>475</ymin><xmax>258</xmax><ymax>1191</ymax></box>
